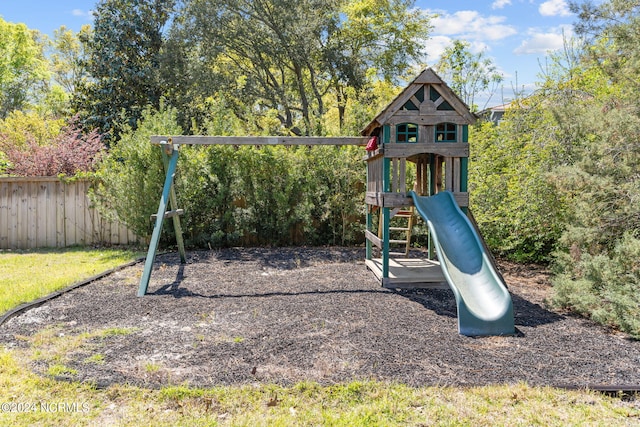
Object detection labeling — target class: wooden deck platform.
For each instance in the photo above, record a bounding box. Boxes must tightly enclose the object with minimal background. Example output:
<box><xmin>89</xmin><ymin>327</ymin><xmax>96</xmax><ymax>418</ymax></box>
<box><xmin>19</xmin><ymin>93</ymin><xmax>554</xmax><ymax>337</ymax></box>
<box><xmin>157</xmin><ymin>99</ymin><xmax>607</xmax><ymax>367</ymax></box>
<box><xmin>365</xmin><ymin>257</ymin><xmax>449</xmax><ymax>289</ymax></box>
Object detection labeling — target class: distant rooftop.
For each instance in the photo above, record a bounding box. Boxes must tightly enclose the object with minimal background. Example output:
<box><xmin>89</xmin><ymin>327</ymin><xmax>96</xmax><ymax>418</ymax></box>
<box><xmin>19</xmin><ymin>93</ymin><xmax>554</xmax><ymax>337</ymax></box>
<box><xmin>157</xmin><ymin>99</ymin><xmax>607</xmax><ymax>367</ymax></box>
<box><xmin>478</xmin><ymin>102</ymin><xmax>515</xmax><ymax>124</ymax></box>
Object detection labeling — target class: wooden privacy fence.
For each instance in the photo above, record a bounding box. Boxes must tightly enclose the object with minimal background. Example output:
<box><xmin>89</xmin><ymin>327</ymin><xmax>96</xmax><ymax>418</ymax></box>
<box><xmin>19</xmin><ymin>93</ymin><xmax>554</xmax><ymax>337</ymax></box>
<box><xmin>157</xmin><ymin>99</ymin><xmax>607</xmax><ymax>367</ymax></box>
<box><xmin>0</xmin><ymin>177</ymin><xmax>138</xmax><ymax>249</ymax></box>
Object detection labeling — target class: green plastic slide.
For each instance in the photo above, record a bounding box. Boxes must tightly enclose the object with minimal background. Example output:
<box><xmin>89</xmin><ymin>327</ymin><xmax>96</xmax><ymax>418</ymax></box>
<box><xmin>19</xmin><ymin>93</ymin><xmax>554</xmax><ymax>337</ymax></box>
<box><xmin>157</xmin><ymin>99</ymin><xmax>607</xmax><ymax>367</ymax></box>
<box><xmin>410</xmin><ymin>191</ymin><xmax>515</xmax><ymax>336</ymax></box>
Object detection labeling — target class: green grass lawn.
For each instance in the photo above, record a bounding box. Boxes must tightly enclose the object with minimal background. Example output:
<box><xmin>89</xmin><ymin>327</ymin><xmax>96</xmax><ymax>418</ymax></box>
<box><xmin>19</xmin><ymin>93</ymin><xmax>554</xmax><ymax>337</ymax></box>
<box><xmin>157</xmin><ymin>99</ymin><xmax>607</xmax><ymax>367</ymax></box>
<box><xmin>0</xmin><ymin>246</ymin><xmax>141</xmax><ymax>314</ymax></box>
<box><xmin>0</xmin><ymin>347</ymin><xmax>637</xmax><ymax>427</ymax></box>
<box><xmin>0</xmin><ymin>247</ymin><xmax>638</xmax><ymax>426</ymax></box>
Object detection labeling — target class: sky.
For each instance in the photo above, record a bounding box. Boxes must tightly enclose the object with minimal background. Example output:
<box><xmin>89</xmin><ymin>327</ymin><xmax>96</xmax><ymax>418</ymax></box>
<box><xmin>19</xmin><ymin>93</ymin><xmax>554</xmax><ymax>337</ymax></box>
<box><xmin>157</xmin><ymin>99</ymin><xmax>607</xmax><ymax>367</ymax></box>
<box><xmin>0</xmin><ymin>0</ymin><xmax>580</xmax><ymax>108</ymax></box>
<box><xmin>417</xmin><ymin>0</ymin><xmax>578</xmax><ymax>107</ymax></box>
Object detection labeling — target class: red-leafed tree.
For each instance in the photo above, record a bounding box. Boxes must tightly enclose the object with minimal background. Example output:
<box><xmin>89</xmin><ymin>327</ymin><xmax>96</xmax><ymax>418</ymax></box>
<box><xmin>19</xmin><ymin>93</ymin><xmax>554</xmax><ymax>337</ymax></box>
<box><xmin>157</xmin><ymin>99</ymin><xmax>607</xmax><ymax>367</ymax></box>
<box><xmin>1</xmin><ymin>121</ymin><xmax>105</xmax><ymax>176</ymax></box>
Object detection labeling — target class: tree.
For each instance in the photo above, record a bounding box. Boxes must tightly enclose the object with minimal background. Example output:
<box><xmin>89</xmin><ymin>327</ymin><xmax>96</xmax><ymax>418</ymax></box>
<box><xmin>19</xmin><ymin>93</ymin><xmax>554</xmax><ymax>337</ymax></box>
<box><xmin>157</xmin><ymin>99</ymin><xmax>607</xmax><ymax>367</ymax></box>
<box><xmin>171</xmin><ymin>0</ymin><xmax>341</xmax><ymax>135</ymax></box>
<box><xmin>536</xmin><ymin>1</ymin><xmax>640</xmax><ymax>337</ymax></box>
<box><xmin>570</xmin><ymin>0</ymin><xmax>640</xmax><ymax>91</ymax></box>
<box><xmin>75</xmin><ymin>0</ymin><xmax>176</xmax><ymax>140</ymax></box>
<box><xmin>1</xmin><ymin>119</ymin><xmax>104</xmax><ymax>176</ymax></box>
<box><xmin>435</xmin><ymin>40</ymin><xmax>503</xmax><ymax>112</ymax></box>
<box><xmin>0</xmin><ymin>18</ymin><xmax>50</xmax><ymax>118</ymax></box>
<box><xmin>167</xmin><ymin>0</ymin><xmax>431</xmax><ymax>135</ymax></box>
<box><xmin>324</xmin><ymin>0</ymin><xmax>432</xmax><ymax>131</ymax></box>
<box><xmin>0</xmin><ymin>110</ymin><xmax>65</xmax><ymax>146</ymax></box>
<box><xmin>469</xmin><ymin>98</ymin><xmax>568</xmax><ymax>262</ymax></box>
<box><xmin>50</xmin><ymin>25</ymin><xmax>91</xmax><ymax>96</ymax></box>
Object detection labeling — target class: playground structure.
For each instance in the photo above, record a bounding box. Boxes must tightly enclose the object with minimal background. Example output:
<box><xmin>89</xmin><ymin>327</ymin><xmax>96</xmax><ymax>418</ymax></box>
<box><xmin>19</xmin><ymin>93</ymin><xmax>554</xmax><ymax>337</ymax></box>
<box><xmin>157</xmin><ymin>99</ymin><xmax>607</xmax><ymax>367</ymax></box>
<box><xmin>137</xmin><ymin>68</ymin><xmax>515</xmax><ymax>336</ymax></box>
<box><xmin>361</xmin><ymin>68</ymin><xmax>475</xmax><ymax>287</ymax></box>
<box><xmin>360</xmin><ymin>68</ymin><xmax>513</xmax><ymax>335</ymax></box>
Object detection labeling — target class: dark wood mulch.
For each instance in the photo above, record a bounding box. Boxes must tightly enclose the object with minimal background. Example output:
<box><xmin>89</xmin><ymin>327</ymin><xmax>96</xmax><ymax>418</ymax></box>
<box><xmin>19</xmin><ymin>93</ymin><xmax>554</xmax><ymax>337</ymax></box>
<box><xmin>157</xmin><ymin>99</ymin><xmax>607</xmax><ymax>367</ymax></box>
<box><xmin>1</xmin><ymin>247</ymin><xmax>639</xmax><ymax>389</ymax></box>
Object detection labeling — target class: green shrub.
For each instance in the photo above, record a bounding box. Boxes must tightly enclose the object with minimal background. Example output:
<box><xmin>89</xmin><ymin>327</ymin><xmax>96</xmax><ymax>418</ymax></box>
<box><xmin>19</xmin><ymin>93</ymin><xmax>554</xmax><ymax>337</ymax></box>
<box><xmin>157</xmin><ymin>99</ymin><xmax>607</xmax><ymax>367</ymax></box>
<box><xmin>174</xmin><ymin>145</ymin><xmax>240</xmax><ymax>247</ymax></box>
<box><xmin>92</xmin><ymin>105</ymin><xmax>366</xmax><ymax>247</ymax></box>
<box><xmin>469</xmin><ymin>113</ymin><xmax>567</xmax><ymax>262</ymax></box>
<box><xmin>175</xmin><ymin>144</ymin><xmax>365</xmax><ymax>247</ymax></box>
<box><xmin>0</xmin><ymin>111</ymin><xmax>65</xmax><ymax>147</ymax></box>
<box><xmin>91</xmin><ymin>104</ymin><xmax>181</xmax><ymax>238</ymax></box>
<box><xmin>551</xmin><ymin>232</ymin><xmax>640</xmax><ymax>338</ymax></box>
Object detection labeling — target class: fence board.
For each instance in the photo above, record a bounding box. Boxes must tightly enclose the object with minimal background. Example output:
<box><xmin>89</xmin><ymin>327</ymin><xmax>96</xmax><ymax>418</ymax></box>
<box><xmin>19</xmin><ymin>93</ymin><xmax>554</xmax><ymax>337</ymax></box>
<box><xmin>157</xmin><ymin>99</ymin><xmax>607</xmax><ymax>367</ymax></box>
<box><xmin>55</xmin><ymin>181</ymin><xmax>65</xmax><ymax>247</ymax></box>
<box><xmin>36</xmin><ymin>182</ymin><xmax>46</xmax><ymax>247</ymax></box>
<box><xmin>0</xmin><ymin>178</ymin><xmax>138</xmax><ymax>249</ymax></box>
<box><xmin>64</xmin><ymin>181</ymin><xmax>77</xmax><ymax>246</ymax></box>
<box><xmin>45</xmin><ymin>181</ymin><xmax>56</xmax><ymax>247</ymax></box>
<box><xmin>0</xmin><ymin>183</ymin><xmax>7</xmax><ymax>247</ymax></box>
<box><xmin>19</xmin><ymin>182</ymin><xmax>30</xmax><ymax>248</ymax></box>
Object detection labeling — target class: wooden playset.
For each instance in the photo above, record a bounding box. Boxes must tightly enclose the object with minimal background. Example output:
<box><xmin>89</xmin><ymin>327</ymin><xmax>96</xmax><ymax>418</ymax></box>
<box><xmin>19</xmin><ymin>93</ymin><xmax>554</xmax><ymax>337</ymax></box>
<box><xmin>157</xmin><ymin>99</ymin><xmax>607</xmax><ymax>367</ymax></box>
<box><xmin>361</xmin><ymin>68</ymin><xmax>476</xmax><ymax>288</ymax></box>
<box><xmin>136</xmin><ymin>68</ymin><xmax>515</xmax><ymax>336</ymax></box>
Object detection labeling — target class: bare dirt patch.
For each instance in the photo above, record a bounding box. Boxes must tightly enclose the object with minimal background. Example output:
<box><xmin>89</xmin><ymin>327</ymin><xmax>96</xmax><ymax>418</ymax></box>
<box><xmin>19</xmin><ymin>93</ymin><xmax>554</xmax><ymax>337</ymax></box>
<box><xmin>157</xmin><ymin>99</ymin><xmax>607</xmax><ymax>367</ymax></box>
<box><xmin>2</xmin><ymin>247</ymin><xmax>639</xmax><ymax>389</ymax></box>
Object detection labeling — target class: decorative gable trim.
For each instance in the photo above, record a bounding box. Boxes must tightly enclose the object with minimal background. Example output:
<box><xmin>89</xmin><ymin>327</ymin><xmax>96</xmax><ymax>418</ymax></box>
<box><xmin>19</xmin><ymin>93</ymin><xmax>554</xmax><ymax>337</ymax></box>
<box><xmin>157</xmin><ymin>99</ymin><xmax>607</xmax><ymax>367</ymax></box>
<box><xmin>361</xmin><ymin>68</ymin><xmax>477</xmax><ymax>136</ymax></box>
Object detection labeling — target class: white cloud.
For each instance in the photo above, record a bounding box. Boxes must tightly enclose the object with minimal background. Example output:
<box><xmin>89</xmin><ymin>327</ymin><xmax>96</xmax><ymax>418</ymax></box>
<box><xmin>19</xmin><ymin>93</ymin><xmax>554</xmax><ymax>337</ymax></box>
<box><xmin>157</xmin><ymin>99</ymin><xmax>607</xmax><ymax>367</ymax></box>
<box><xmin>424</xmin><ymin>35</ymin><xmax>491</xmax><ymax>64</ymax></box>
<box><xmin>539</xmin><ymin>0</ymin><xmax>572</xmax><ymax>17</ymax></box>
<box><xmin>514</xmin><ymin>32</ymin><xmax>563</xmax><ymax>54</ymax></box>
<box><xmin>424</xmin><ymin>9</ymin><xmax>517</xmax><ymax>66</ymax></box>
<box><xmin>71</xmin><ymin>9</ymin><xmax>94</xmax><ymax>19</ymax></box>
<box><xmin>492</xmin><ymin>0</ymin><xmax>512</xmax><ymax>9</ymax></box>
<box><xmin>514</xmin><ymin>25</ymin><xmax>574</xmax><ymax>55</ymax></box>
<box><xmin>430</xmin><ymin>10</ymin><xmax>517</xmax><ymax>42</ymax></box>
<box><xmin>424</xmin><ymin>36</ymin><xmax>453</xmax><ymax>63</ymax></box>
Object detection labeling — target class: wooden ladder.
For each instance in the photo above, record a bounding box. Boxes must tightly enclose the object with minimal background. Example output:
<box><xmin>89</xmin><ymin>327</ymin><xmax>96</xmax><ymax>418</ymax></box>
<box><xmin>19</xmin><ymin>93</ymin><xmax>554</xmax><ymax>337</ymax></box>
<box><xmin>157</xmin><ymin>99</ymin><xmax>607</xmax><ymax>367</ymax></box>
<box><xmin>379</xmin><ymin>207</ymin><xmax>415</xmax><ymax>256</ymax></box>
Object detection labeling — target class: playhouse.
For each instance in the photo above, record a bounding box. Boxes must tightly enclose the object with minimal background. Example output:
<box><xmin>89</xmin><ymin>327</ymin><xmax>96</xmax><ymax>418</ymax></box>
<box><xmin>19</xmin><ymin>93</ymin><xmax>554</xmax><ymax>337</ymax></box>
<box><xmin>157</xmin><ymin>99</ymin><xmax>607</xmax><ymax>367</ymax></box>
<box><xmin>361</xmin><ymin>68</ymin><xmax>476</xmax><ymax>288</ymax></box>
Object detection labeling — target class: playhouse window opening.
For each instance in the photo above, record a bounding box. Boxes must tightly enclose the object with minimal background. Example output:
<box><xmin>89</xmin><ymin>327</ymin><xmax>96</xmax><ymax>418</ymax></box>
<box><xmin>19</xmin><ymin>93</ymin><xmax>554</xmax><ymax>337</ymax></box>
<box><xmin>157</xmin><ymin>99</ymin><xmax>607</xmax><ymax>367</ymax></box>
<box><xmin>430</xmin><ymin>86</ymin><xmax>441</xmax><ymax>102</ymax></box>
<box><xmin>397</xmin><ymin>123</ymin><xmax>418</xmax><ymax>143</ymax></box>
<box><xmin>436</xmin><ymin>123</ymin><xmax>456</xmax><ymax>142</ymax></box>
<box><xmin>436</xmin><ymin>101</ymin><xmax>455</xmax><ymax>111</ymax></box>
<box><xmin>402</xmin><ymin>99</ymin><xmax>419</xmax><ymax>110</ymax></box>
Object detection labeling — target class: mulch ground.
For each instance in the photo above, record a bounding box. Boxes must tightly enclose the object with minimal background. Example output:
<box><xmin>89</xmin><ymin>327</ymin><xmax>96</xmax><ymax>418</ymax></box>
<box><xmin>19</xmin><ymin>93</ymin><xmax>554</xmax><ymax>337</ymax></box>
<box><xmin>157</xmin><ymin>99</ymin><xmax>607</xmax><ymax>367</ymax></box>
<box><xmin>2</xmin><ymin>247</ymin><xmax>639</xmax><ymax>389</ymax></box>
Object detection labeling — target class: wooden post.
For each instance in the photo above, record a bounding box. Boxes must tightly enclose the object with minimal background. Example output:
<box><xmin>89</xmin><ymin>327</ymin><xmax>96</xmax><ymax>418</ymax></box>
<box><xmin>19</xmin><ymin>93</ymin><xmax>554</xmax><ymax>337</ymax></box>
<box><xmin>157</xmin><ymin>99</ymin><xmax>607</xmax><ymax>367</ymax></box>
<box><xmin>460</xmin><ymin>157</ymin><xmax>468</xmax><ymax>192</ymax></box>
<box><xmin>453</xmin><ymin>157</ymin><xmax>461</xmax><ymax>192</ymax></box>
<box><xmin>399</xmin><ymin>158</ymin><xmax>406</xmax><ymax>193</ymax></box>
<box><xmin>366</xmin><ymin>160</ymin><xmax>373</xmax><ymax>261</ymax></box>
<box><xmin>366</xmin><ymin>209</ymin><xmax>373</xmax><ymax>261</ymax></box>
<box><xmin>392</xmin><ymin>158</ymin><xmax>399</xmax><ymax>192</ymax></box>
<box><xmin>161</xmin><ymin>149</ymin><xmax>187</xmax><ymax>264</ymax></box>
<box><xmin>138</xmin><ymin>144</ymin><xmax>180</xmax><ymax>297</ymax></box>
<box><xmin>428</xmin><ymin>155</ymin><xmax>437</xmax><ymax>259</ymax></box>
<box><xmin>382</xmin><ymin>157</ymin><xmax>391</xmax><ymax>279</ymax></box>
<box><xmin>422</xmin><ymin>156</ymin><xmax>429</xmax><ymax>195</ymax></box>
<box><xmin>382</xmin><ymin>206</ymin><xmax>390</xmax><ymax>278</ymax></box>
<box><xmin>416</xmin><ymin>158</ymin><xmax>422</xmax><ymax>195</ymax></box>
<box><xmin>445</xmin><ymin>156</ymin><xmax>454</xmax><ymax>191</ymax></box>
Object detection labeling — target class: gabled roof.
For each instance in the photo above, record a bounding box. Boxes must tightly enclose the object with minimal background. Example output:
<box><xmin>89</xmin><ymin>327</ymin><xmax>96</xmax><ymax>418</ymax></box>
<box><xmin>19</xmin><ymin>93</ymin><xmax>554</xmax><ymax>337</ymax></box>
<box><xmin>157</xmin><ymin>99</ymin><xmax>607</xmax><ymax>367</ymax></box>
<box><xmin>361</xmin><ymin>68</ymin><xmax>477</xmax><ymax>136</ymax></box>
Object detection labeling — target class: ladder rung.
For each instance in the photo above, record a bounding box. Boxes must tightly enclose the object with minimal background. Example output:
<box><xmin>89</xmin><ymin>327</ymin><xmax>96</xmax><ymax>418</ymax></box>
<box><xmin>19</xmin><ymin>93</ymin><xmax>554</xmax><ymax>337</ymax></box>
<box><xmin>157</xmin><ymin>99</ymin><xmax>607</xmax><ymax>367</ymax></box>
<box><xmin>151</xmin><ymin>209</ymin><xmax>184</xmax><ymax>220</ymax></box>
<box><xmin>389</xmin><ymin>239</ymin><xmax>408</xmax><ymax>244</ymax></box>
<box><xmin>390</xmin><ymin>227</ymin><xmax>410</xmax><ymax>231</ymax></box>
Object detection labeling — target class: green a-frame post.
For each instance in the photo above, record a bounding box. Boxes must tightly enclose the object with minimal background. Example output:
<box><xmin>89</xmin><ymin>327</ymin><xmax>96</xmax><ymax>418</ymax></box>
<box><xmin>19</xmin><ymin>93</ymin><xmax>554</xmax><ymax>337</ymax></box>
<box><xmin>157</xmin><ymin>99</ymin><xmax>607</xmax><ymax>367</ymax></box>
<box><xmin>137</xmin><ymin>141</ymin><xmax>186</xmax><ymax>296</ymax></box>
